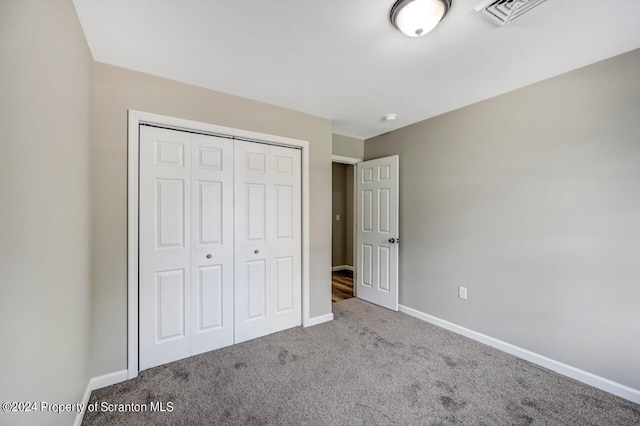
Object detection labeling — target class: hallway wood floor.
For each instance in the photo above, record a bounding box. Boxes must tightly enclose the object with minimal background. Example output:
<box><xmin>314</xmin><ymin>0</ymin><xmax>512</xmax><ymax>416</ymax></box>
<box><xmin>332</xmin><ymin>270</ymin><xmax>353</xmax><ymax>303</ymax></box>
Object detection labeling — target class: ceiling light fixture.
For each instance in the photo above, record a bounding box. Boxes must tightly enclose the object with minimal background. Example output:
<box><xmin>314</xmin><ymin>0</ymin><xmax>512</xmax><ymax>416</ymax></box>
<box><xmin>390</xmin><ymin>0</ymin><xmax>452</xmax><ymax>37</ymax></box>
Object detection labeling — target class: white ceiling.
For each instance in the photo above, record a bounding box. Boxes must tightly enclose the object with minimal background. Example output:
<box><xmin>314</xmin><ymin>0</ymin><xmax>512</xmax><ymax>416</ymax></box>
<box><xmin>73</xmin><ymin>0</ymin><xmax>640</xmax><ymax>139</ymax></box>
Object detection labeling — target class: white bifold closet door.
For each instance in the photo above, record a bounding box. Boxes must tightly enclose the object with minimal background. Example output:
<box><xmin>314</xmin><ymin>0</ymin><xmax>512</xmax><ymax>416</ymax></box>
<box><xmin>234</xmin><ymin>141</ymin><xmax>301</xmax><ymax>343</ymax></box>
<box><xmin>139</xmin><ymin>126</ymin><xmax>301</xmax><ymax>371</ymax></box>
<box><xmin>139</xmin><ymin>126</ymin><xmax>235</xmax><ymax>370</ymax></box>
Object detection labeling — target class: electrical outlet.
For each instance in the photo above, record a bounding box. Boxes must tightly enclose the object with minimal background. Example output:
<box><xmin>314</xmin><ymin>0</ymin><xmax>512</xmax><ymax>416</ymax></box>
<box><xmin>336</xmin><ymin>214</ymin><xmax>341</xmax><ymax>221</ymax></box>
<box><xmin>458</xmin><ymin>286</ymin><xmax>468</xmax><ymax>300</ymax></box>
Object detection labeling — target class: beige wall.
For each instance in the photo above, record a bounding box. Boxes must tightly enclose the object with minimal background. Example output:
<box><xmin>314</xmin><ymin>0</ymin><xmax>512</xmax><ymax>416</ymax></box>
<box><xmin>365</xmin><ymin>48</ymin><xmax>640</xmax><ymax>390</ymax></box>
<box><xmin>0</xmin><ymin>1</ymin><xmax>93</xmax><ymax>425</ymax></box>
<box><xmin>333</xmin><ymin>133</ymin><xmax>364</xmax><ymax>159</ymax></box>
<box><xmin>90</xmin><ymin>62</ymin><xmax>333</xmax><ymax>377</ymax></box>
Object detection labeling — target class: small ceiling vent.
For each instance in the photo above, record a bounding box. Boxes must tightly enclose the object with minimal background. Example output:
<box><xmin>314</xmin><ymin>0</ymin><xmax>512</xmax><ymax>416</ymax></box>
<box><xmin>475</xmin><ymin>0</ymin><xmax>548</xmax><ymax>25</ymax></box>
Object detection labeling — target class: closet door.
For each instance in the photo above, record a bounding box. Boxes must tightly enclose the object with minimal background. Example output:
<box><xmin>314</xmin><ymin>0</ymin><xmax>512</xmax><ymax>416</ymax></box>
<box><xmin>234</xmin><ymin>141</ymin><xmax>271</xmax><ymax>343</ymax></box>
<box><xmin>139</xmin><ymin>126</ymin><xmax>192</xmax><ymax>370</ymax></box>
<box><xmin>140</xmin><ymin>127</ymin><xmax>235</xmax><ymax>370</ymax></box>
<box><xmin>234</xmin><ymin>141</ymin><xmax>302</xmax><ymax>343</ymax></box>
<box><xmin>189</xmin><ymin>134</ymin><xmax>234</xmax><ymax>355</ymax></box>
<box><xmin>140</xmin><ymin>128</ymin><xmax>302</xmax><ymax>367</ymax></box>
<box><xmin>270</xmin><ymin>146</ymin><xmax>302</xmax><ymax>333</ymax></box>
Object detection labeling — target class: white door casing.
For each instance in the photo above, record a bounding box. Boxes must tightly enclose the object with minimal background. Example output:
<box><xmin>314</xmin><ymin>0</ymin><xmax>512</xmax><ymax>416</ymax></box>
<box><xmin>356</xmin><ymin>155</ymin><xmax>399</xmax><ymax>311</ymax></box>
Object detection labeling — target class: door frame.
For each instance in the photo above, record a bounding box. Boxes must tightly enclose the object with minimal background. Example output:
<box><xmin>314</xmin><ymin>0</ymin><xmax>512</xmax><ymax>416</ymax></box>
<box><xmin>127</xmin><ymin>110</ymin><xmax>311</xmax><ymax>379</ymax></box>
<box><xmin>331</xmin><ymin>155</ymin><xmax>360</xmax><ymax>297</ymax></box>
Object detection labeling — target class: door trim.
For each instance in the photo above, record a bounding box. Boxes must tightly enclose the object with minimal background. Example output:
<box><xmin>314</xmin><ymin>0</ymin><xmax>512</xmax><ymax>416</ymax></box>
<box><xmin>127</xmin><ymin>109</ymin><xmax>311</xmax><ymax>380</ymax></box>
<box><xmin>331</xmin><ymin>154</ymin><xmax>361</xmax><ymax>165</ymax></box>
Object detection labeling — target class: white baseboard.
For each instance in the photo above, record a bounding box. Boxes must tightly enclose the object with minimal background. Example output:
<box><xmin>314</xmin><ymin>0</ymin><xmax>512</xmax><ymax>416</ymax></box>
<box><xmin>331</xmin><ymin>265</ymin><xmax>354</xmax><ymax>272</ymax></box>
<box><xmin>398</xmin><ymin>304</ymin><xmax>640</xmax><ymax>404</ymax></box>
<box><xmin>305</xmin><ymin>312</ymin><xmax>334</xmax><ymax>327</ymax></box>
<box><xmin>73</xmin><ymin>380</ymin><xmax>92</xmax><ymax>426</ymax></box>
<box><xmin>74</xmin><ymin>369</ymin><xmax>129</xmax><ymax>426</ymax></box>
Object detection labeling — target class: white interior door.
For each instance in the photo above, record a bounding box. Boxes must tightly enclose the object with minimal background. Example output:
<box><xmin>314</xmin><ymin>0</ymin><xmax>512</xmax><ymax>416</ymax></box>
<box><xmin>139</xmin><ymin>126</ymin><xmax>234</xmax><ymax>370</ymax></box>
<box><xmin>234</xmin><ymin>141</ymin><xmax>302</xmax><ymax>343</ymax></box>
<box><xmin>356</xmin><ymin>155</ymin><xmax>399</xmax><ymax>311</ymax></box>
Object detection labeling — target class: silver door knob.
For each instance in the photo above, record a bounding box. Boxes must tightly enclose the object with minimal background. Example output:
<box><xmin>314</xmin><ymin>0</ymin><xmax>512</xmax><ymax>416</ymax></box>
<box><xmin>254</xmin><ymin>249</ymin><xmax>259</xmax><ymax>254</ymax></box>
<box><xmin>206</xmin><ymin>254</ymin><xmax>212</xmax><ymax>259</ymax></box>
<box><xmin>388</xmin><ymin>238</ymin><xmax>396</xmax><ymax>244</ymax></box>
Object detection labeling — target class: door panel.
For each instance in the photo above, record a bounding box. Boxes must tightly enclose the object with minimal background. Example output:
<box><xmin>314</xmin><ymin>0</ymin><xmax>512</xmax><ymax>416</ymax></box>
<box><xmin>275</xmin><ymin>186</ymin><xmax>293</xmax><ymax>239</ymax></box>
<box><xmin>356</xmin><ymin>155</ymin><xmax>399</xmax><ymax>311</ymax></box>
<box><xmin>197</xmin><ymin>265</ymin><xmax>223</xmax><ymax>330</ymax></box>
<box><xmin>156</xmin><ymin>179</ymin><xmax>186</xmax><ymax>248</ymax></box>
<box><xmin>362</xmin><ymin>244</ymin><xmax>373</xmax><ymax>287</ymax></box>
<box><xmin>247</xmin><ymin>184</ymin><xmax>267</xmax><ymax>240</ymax></box>
<box><xmin>197</xmin><ymin>181</ymin><xmax>222</xmax><ymax>245</ymax></box>
<box><xmin>362</xmin><ymin>189</ymin><xmax>373</xmax><ymax>232</ymax></box>
<box><xmin>156</xmin><ymin>269</ymin><xmax>186</xmax><ymax>341</ymax></box>
<box><xmin>275</xmin><ymin>256</ymin><xmax>294</xmax><ymax>312</ymax></box>
<box><xmin>140</xmin><ymin>126</ymin><xmax>191</xmax><ymax>370</ymax></box>
<box><xmin>269</xmin><ymin>146</ymin><xmax>301</xmax><ymax>333</ymax></box>
<box><xmin>140</xmin><ymin>127</ymin><xmax>235</xmax><ymax>369</ymax></box>
<box><xmin>189</xmin><ymin>134</ymin><xmax>234</xmax><ymax>356</ymax></box>
<box><xmin>378</xmin><ymin>246</ymin><xmax>390</xmax><ymax>292</ymax></box>
<box><xmin>247</xmin><ymin>260</ymin><xmax>267</xmax><ymax>319</ymax></box>
<box><xmin>378</xmin><ymin>188</ymin><xmax>390</xmax><ymax>233</ymax></box>
<box><xmin>234</xmin><ymin>141</ymin><xmax>271</xmax><ymax>343</ymax></box>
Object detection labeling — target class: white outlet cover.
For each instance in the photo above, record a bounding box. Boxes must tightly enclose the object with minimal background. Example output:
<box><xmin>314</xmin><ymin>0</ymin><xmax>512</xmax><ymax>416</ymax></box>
<box><xmin>458</xmin><ymin>286</ymin><xmax>468</xmax><ymax>300</ymax></box>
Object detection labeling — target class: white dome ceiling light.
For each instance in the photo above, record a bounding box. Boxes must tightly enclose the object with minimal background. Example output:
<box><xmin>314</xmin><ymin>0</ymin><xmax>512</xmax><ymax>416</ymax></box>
<box><xmin>390</xmin><ymin>0</ymin><xmax>452</xmax><ymax>37</ymax></box>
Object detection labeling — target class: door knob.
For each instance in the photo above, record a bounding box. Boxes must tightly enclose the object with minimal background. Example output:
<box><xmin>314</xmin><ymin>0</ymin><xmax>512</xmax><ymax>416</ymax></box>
<box><xmin>388</xmin><ymin>238</ymin><xmax>396</xmax><ymax>244</ymax></box>
<box><xmin>206</xmin><ymin>254</ymin><xmax>212</xmax><ymax>259</ymax></box>
<box><xmin>254</xmin><ymin>249</ymin><xmax>259</xmax><ymax>254</ymax></box>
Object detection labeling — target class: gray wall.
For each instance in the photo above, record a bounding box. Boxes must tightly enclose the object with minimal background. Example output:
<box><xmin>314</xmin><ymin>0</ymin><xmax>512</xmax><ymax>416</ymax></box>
<box><xmin>0</xmin><ymin>1</ymin><xmax>93</xmax><ymax>425</ymax></box>
<box><xmin>333</xmin><ymin>133</ymin><xmax>364</xmax><ymax>159</ymax></box>
<box><xmin>90</xmin><ymin>63</ymin><xmax>333</xmax><ymax>377</ymax></box>
<box><xmin>365</xmin><ymin>48</ymin><xmax>640</xmax><ymax>390</ymax></box>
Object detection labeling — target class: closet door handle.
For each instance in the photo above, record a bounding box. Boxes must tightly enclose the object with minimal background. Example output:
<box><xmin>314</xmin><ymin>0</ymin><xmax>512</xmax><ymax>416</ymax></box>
<box><xmin>388</xmin><ymin>238</ymin><xmax>396</xmax><ymax>244</ymax></box>
<box><xmin>254</xmin><ymin>249</ymin><xmax>259</xmax><ymax>254</ymax></box>
<box><xmin>206</xmin><ymin>254</ymin><xmax>212</xmax><ymax>259</ymax></box>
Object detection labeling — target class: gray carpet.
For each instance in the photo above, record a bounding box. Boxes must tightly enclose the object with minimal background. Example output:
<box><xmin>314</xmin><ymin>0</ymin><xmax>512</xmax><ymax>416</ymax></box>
<box><xmin>83</xmin><ymin>298</ymin><xmax>640</xmax><ymax>425</ymax></box>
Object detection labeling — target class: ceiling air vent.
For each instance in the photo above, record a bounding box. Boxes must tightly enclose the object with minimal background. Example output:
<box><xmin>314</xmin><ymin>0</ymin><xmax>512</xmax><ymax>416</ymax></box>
<box><xmin>475</xmin><ymin>0</ymin><xmax>548</xmax><ymax>25</ymax></box>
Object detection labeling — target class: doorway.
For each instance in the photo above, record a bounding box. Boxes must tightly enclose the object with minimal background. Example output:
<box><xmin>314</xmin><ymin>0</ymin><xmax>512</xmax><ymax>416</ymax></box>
<box><xmin>331</xmin><ymin>156</ymin><xmax>359</xmax><ymax>303</ymax></box>
<box><xmin>331</xmin><ymin>154</ymin><xmax>400</xmax><ymax>311</ymax></box>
